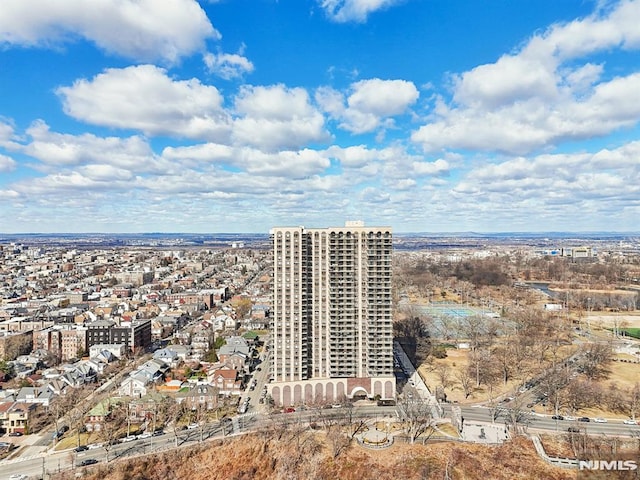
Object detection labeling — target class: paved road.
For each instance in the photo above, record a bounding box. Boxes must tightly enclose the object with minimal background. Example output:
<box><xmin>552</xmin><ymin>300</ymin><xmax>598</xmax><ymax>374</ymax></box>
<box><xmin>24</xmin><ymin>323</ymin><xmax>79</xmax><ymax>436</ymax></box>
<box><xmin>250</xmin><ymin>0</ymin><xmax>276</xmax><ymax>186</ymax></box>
<box><xmin>445</xmin><ymin>405</ymin><xmax>640</xmax><ymax>437</ymax></box>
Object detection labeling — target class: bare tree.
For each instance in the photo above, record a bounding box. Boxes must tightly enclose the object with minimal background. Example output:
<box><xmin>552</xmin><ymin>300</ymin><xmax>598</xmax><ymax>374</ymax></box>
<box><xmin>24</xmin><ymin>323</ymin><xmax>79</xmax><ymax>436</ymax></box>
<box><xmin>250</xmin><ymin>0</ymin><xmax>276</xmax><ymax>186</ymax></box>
<box><xmin>99</xmin><ymin>399</ymin><xmax>126</xmax><ymax>463</ymax></box>
<box><xmin>399</xmin><ymin>395</ymin><xmax>435</xmax><ymax>444</ymax></box>
<box><xmin>341</xmin><ymin>402</ymin><xmax>368</xmax><ymax>440</ymax></box>
<box><xmin>625</xmin><ymin>383</ymin><xmax>640</xmax><ymax>421</ymax></box>
<box><xmin>434</xmin><ymin>363</ymin><xmax>452</xmax><ymax>391</ymax></box>
<box><xmin>457</xmin><ymin>370</ymin><xmax>474</xmax><ymax>399</ymax></box>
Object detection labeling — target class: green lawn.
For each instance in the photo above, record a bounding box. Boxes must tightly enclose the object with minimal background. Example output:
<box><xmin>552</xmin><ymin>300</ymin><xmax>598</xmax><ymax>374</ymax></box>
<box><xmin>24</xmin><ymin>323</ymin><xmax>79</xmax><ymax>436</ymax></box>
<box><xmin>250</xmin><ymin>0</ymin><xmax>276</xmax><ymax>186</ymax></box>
<box><xmin>620</xmin><ymin>328</ymin><xmax>640</xmax><ymax>339</ymax></box>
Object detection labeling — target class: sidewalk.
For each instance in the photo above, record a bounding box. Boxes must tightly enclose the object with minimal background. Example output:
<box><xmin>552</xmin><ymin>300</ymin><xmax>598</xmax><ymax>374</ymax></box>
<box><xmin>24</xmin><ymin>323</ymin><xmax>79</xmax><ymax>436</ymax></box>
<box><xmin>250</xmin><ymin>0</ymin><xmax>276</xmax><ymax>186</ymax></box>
<box><xmin>461</xmin><ymin>422</ymin><xmax>509</xmax><ymax>444</ymax></box>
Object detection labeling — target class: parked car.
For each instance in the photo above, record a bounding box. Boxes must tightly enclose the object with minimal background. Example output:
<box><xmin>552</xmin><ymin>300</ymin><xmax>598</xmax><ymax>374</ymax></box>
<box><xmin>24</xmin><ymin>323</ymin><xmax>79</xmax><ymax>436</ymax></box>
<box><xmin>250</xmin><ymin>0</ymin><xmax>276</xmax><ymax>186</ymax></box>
<box><xmin>8</xmin><ymin>432</ymin><xmax>22</xmax><ymax>437</ymax></box>
<box><xmin>578</xmin><ymin>417</ymin><xmax>590</xmax><ymax>422</ymax></box>
<box><xmin>77</xmin><ymin>458</ymin><xmax>98</xmax><ymax>467</ymax></box>
<box><xmin>551</xmin><ymin>415</ymin><xmax>564</xmax><ymax>420</ymax></box>
<box><xmin>567</xmin><ymin>427</ymin><xmax>580</xmax><ymax>433</ymax></box>
<box><xmin>593</xmin><ymin>417</ymin><xmax>607</xmax><ymax>423</ymax></box>
<box><xmin>623</xmin><ymin>419</ymin><xmax>638</xmax><ymax>425</ymax></box>
<box><xmin>74</xmin><ymin>445</ymin><xmax>89</xmax><ymax>452</ymax></box>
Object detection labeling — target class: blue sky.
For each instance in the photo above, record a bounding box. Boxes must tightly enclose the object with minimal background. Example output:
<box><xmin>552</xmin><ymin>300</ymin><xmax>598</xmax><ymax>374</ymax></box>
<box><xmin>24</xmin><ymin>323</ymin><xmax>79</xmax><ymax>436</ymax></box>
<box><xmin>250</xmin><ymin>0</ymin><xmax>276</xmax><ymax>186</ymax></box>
<box><xmin>1</xmin><ymin>0</ymin><xmax>639</xmax><ymax>233</ymax></box>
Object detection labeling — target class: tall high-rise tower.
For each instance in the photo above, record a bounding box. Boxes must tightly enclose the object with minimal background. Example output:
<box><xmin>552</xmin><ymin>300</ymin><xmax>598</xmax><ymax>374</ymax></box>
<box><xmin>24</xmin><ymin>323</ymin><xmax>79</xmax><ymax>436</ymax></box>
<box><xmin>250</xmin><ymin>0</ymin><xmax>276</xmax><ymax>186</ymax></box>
<box><xmin>269</xmin><ymin>221</ymin><xmax>395</xmax><ymax>406</ymax></box>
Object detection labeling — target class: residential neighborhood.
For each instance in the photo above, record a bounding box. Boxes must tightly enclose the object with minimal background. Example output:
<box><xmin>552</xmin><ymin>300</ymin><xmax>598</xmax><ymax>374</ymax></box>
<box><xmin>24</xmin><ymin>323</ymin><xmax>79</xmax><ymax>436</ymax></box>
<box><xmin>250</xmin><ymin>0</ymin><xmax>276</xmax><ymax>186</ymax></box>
<box><xmin>0</xmin><ymin>243</ymin><xmax>271</xmax><ymax>442</ymax></box>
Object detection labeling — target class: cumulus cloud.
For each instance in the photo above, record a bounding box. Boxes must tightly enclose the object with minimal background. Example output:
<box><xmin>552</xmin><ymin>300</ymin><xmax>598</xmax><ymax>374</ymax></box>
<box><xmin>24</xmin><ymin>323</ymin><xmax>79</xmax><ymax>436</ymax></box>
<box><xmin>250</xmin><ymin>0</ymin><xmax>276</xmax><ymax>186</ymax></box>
<box><xmin>233</xmin><ymin>84</ymin><xmax>329</xmax><ymax>151</ymax></box>
<box><xmin>204</xmin><ymin>48</ymin><xmax>254</xmax><ymax>80</ymax></box>
<box><xmin>455</xmin><ymin>143</ymin><xmax>640</xmax><ymax>207</ymax></box>
<box><xmin>0</xmin><ymin>0</ymin><xmax>218</xmax><ymax>63</ymax></box>
<box><xmin>164</xmin><ymin>143</ymin><xmax>330</xmax><ymax>178</ymax></box>
<box><xmin>0</xmin><ymin>154</ymin><xmax>16</xmax><ymax>173</ymax></box>
<box><xmin>412</xmin><ymin>0</ymin><xmax>640</xmax><ymax>155</ymax></box>
<box><xmin>317</xmin><ymin>79</ymin><xmax>419</xmax><ymax>134</ymax></box>
<box><xmin>318</xmin><ymin>0</ymin><xmax>404</xmax><ymax>23</ymax></box>
<box><xmin>22</xmin><ymin>121</ymin><xmax>165</xmax><ymax>173</ymax></box>
<box><xmin>57</xmin><ymin>65</ymin><xmax>231</xmax><ymax>142</ymax></box>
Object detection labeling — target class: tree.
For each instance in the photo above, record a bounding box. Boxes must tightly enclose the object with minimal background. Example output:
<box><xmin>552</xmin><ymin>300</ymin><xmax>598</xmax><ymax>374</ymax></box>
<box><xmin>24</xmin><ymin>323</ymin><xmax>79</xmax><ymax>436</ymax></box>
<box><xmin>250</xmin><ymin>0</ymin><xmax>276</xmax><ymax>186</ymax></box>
<box><xmin>434</xmin><ymin>363</ymin><xmax>452</xmax><ymax>391</ymax></box>
<box><xmin>341</xmin><ymin>402</ymin><xmax>368</xmax><ymax>440</ymax></box>
<box><xmin>99</xmin><ymin>399</ymin><xmax>126</xmax><ymax>463</ymax></box>
<box><xmin>457</xmin><ymin>370</ymin><xmax>474</xmax><ymax>399</ymax></box>
<box><xmin>399</xmin><ymin>395</ymin><xmax>435</xmax><ymax>444</ymax></box>
<box><xmin>577</xmin><ymin>342</ymin><xmax>612</xmax><ymax>379</ymax></box>
<box><xmin>625</xmin><ymin>383</ymin><xmax>640</xmax><ymax>421</ymax></box>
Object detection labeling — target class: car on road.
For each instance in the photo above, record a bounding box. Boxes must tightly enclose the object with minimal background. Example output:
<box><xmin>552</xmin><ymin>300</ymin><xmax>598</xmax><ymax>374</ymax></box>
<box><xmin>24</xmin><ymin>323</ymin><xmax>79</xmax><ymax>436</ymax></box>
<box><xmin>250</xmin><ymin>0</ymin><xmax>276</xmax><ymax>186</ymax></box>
<box><xmin>186</xmin><ymin>423</ymin><xmax>199</xmax><ymax>430</ymax></box>
<box><xmin>593</xmin><ymin>417</ymin><xmax>607</xmax><ymax>423</ymax></box>
<box><xmin>152</xmin><ymin>429</ymin><xmax>165</xmax><ymax>436</ymax></box>
<box><xmin>8</xmin><ymin>432</ymin><xmax>22</xmax><ymax>436</ymax></box>
<box><xmin>551</xmin><ymin>415</ymin><xmax>564</xmax><ymax>420</ymax></box>
<box><xmin>564</xmin><ymin>415</ymin><xmax>576</xmax><ymax>421</ymax></box>
<box><xmin>578</xmin><ymin>417</ymin><xmax>590</xmax><ymax>422</ymax></box>
<box><xmin>74</xmin><ymin>445</ymin><xmax>89</xmax><ymax>452</ymax></box>
<box><xmin>9</xmin><ymin>474</ymin><xmax>28</xmax><ymax>480</ymax></box>
<box><xmin>567</xmin><ymin>427</ymin><xmax>580</xmax><ymax>433</ymax></box>
<box><xmin>77</xmin><ymin>458</ymin><xmax>99</xmax><ymax>467</ymax></box>
<box><xmin>283</xmin><ymin>407</ymin><xmax>295</xmax><ymax>413</ymax></box>
<box><xmin>623</xmin><ymin>419</ymin><xmax>638</xmax><ymax>425</ymax></box>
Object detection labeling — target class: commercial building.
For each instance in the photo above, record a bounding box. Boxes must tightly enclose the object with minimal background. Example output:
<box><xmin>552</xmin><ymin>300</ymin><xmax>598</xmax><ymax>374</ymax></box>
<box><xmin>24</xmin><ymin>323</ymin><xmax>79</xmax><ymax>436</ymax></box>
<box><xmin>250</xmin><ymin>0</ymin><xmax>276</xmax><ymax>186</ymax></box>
<box><xmin>268</xmin><ymin>221</ymin><xmax>395</xmax><ymax>406</ymax></box>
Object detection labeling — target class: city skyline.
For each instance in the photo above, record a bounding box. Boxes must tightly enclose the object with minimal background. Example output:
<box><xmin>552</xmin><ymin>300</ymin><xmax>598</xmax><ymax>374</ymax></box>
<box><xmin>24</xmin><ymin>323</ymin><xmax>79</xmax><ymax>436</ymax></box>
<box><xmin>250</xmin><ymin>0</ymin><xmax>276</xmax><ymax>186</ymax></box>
<box><xmin>1</xmin><ymin>0</ymin><xmax>640</xmax><ymax>234</ymax></box>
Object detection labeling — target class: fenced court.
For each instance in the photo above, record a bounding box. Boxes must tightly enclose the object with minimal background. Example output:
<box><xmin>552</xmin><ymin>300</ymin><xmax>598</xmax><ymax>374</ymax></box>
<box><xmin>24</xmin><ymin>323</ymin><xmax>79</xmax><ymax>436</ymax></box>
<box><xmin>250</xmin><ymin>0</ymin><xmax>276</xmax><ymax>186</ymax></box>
<box><xmin>412</xmin><ymin>302</ymin><xmax>501</xmax><ymax>339</ymax></box>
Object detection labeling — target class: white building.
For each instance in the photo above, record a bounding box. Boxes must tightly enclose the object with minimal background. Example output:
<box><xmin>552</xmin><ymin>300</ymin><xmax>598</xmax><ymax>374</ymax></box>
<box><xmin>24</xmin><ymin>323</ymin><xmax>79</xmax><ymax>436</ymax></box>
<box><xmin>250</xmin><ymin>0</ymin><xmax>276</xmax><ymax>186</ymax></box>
<box><xmin>268</xmin><ymin>222</ymin><xmax>395</xmax><ymax>406</ymax></box>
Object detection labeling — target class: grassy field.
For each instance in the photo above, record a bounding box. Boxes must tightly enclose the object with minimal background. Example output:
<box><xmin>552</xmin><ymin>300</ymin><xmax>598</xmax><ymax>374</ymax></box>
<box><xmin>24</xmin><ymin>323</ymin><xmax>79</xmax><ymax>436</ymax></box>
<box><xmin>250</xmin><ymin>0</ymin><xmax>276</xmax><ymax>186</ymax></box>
<box><xmin>620</xmin><ymin>327</ymin><xmax>640</xmax><ymax>339</ymax></box>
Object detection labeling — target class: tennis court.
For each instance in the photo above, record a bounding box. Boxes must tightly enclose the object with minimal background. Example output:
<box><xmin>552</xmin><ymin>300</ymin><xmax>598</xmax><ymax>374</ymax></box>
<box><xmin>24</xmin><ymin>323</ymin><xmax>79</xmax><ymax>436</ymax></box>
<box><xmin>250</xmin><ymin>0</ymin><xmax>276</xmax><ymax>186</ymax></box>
<box><xmin>413</xmin><ymin>302</ymin><xmax>501</xmax><ymax>339</ymax></box>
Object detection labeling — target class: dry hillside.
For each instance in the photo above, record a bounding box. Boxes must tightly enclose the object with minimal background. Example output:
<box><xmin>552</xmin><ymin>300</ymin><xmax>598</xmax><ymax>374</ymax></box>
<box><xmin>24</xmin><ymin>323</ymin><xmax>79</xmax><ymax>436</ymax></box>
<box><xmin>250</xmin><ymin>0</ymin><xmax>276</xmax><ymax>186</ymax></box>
<box><xmin>52</xmin><ymin>433</ymin><xmax>575</xmax><ymax>480</ymax></box>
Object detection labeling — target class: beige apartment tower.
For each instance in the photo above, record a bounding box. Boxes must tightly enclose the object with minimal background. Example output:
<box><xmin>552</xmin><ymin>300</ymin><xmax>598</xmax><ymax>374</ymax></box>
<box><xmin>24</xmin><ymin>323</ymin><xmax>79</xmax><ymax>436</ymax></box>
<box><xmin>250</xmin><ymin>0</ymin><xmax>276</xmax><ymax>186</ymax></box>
<box><xmin>268</xmin><ymin>221</ymin><xmax>396</xmax><ymax>406</ymax></box>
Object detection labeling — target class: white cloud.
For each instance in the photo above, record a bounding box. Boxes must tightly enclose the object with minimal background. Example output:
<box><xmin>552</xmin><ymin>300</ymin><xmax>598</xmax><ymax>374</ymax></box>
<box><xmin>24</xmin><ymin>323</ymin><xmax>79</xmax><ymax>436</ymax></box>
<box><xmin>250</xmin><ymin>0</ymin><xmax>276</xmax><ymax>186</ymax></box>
<box><xmin>204</xmin><ymin>50</ymin><xmax>254</xmax><ymax>80</ymax></box>
<box><xmin>57</xmin><ymin>65</ymin><xmax>231</xmax><ymax>142</ymax></box>
<box><xmin>411</xmin><ymin>158</ymin><xmax>449</xmax><ymax>176</ymax></box>
<box><xmin>233</xmin><ymin>84</ymin><xmax>329</xmax><ymax>151</ymax></box>
<box><xmin>0</xmin><ymin>120</ymin><xmax>21</xmax><ymax>150</ymax></box>
<box><xmin>22</xmin><ymin>121</ymin><xmax>166</xmax><ymax>173</ymax></box>
<box><xmin>0</xmin><ymin>154</ymin><xmax>16</xmax><ymax>173</ymax></box>
<box><xmin>412</xmin><ymin>0</ymin><xmax>640</xmax><ymax>155</ymax></box>
<box><xmin>163</xmin><ymin>143</ymin><xmax>330</xmax><ymax>178</ymax></box>
<box><xmin>318</xmin><ymin>79</ymin><xmax>419</xmax><ymax>134</ymax></box>
<box><xmin>0</xmin><ymin>0</ymin><xmax>218</xmax><ymax>63</ymax></box>
<box><xmin>319</xmin><ymin>0</ymin><xmax>404</xmax><ymax>23</ymax></box>
<box><xmin>162</xmin><ymin>143</ymin><xmax>234</xmax><ymax>164</ymax></box>
<box><xmin>456</xmin><ymin>143</ymin><xmax>640</xmax><ymax>206</ymax></box>
<box><xmin>325</xmin><ymin>145</ymin><xmax>378</xmax><ymax>168</ymax></box>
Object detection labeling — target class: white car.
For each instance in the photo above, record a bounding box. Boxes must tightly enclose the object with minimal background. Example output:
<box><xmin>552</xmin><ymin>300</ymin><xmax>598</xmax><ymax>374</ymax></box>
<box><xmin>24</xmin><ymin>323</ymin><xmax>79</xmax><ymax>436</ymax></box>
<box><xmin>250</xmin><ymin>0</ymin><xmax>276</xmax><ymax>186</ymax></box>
<box><xmin>10</xmin><ymin>475</ymin><xmax>28</xmax><ymax>480</ymax></box>
<box><xmin>593</xmin><ymin>417</ymin><xmax>607</xmax><ymax>423</ymax></box>
<box><xmin>623</xmin><ymin>419</ymin><xmax>638</xmax><ymax>425</ymax></box>
<box><xmin>564</xmin><ymin>416</ymin><xmax>577</xmax><ymax>421</ymax></box>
